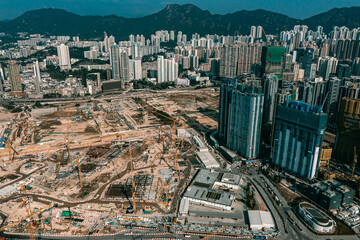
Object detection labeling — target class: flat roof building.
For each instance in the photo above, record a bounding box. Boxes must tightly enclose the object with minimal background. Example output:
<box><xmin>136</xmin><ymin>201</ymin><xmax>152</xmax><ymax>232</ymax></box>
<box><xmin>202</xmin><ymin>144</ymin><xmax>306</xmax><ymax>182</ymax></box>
<box><xmin>320</xmin><ymin>189</ymin><xmax>342</xmax><ymax>210</ymax></box>
<box><xmin>182</xmin><ymin>169</ymin><xmax>242</xmax><ymax>211</ymax></box>
<box><xmin>247</xmin><ymin>210</ymin><xmax>275</xmax><ymax>230</ymax></box>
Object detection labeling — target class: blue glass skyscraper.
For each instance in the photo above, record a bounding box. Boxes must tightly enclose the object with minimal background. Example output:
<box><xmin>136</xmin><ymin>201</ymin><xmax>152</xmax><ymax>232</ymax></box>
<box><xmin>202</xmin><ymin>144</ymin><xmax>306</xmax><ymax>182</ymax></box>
<box><xmin>272</xmin><ymin>101</ymin><xmax>328</xmax><ymax>179</ymax></box>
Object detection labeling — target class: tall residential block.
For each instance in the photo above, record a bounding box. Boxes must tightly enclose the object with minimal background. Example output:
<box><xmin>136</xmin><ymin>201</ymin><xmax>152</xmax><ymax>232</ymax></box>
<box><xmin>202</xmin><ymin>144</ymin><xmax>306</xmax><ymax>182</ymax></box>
<box><xmin>110</xmin><ymin>45</ymin><xmax>121</xmax><ymax>80</ymax></box>
<box><xmin>220</xmin><ymin>44</ymin><xmax>238</xmax><ymax>78</ymax></box>
<box><xmin>33</xmin><ymin>60</ymin><xmax>41</xmax><ymax>93</ymax></box>
<box><xmin>272</xmin><ymin>101</ymin><xmax>328</xmax><ymax>179</ymax></box>
<box><xmin>219</xmin><ymin>79</ymin><xmax>264</xmax><ymax>159</ymax></box>
<box><xmin>120</xmin><ymin>51</ymin><xmax>130</xmax><ymax>81</ymax></box>
<box><xmin>7</xmin><ymin>60</ymin><xmax>22</xmax><ymax>94</ymax></box>
<box><xmin>263</xmin><ymin>73</ymin><xmax>279</xmax><ymax>125</ymax></box>
<box><xmin>157</xmin><ymin>56</ymin><xmax>178</xmax><ymax>83</ymax></box>
<box><xmin>57</xmin><ymin>43</ymin><xmax>71</xmax><ymax>70</ymax></box>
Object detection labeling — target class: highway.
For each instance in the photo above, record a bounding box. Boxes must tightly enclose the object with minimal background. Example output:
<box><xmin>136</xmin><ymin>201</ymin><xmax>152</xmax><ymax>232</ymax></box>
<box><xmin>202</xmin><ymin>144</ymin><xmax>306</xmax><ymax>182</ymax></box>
<box><xmin>246</xmin><ymin>168</ymin><xmax>358</xmax><ymax>240</ymax></box>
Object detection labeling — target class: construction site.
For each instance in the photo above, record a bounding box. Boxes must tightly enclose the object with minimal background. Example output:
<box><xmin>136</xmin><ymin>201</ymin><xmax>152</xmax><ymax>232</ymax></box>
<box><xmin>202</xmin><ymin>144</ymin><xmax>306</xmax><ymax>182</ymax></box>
<box><xmin>0</xmin><ymin>89</ymin><xmax>221</xmax><ymax>237</ymax></box>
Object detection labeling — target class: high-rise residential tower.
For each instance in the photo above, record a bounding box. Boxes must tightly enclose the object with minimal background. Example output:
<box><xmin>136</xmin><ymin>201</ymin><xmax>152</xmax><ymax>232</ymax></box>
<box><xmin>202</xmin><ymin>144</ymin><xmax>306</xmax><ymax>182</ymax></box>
<box><xmin>110</xmin><ymin>45</ymin><xmax>121</xmax><ymax>80</ymax></box>
<box><xmin>7</xmin><ymin>60</ymin><xmax>22</xmax><ymax>95</ymax></box>
<box><xmin>57</xmin><ymin>43</ymin><xmax>71</xmax><ymax>70</ymax></box>
<box><xmin>157</xmin><ymin>56</ymin><xmax>178</xmax><ymax>83</ymax></box>
<box><xmin>120</xmin><ymin>51</ymin><xmax>130</xmax><ymax>82</ymax></box>
<box><xmin>220</xmin><ymin>44</ymin><xmax>238</xmax><ymax>78</ymax></box>
<box><xmin>33</xmin><ymin>60</ymin><xmax>41</xmax><ymax>93</ymax></box>
<box><xmin>272</xmin><ymin>101</ymin><xmax>328</xmax><ymax>179</ymax></box>
<box><xmin>219</xmin><ymin>79</ymin><xmax>264</xmax><ymax>159</ymax></box>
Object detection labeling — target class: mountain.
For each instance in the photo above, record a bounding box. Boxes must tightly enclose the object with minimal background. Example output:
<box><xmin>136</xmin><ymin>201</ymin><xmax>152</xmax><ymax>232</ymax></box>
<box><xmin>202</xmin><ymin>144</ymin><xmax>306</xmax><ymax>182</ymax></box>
<box><xmin>0</xmin><ymin>4</ymin><xmax>359</xmax><ymax>40</ymax></box>
<box><xmin>303</xmin><ymin>7</ymin><xmax>360</xmax><ymax>33</ymax></box>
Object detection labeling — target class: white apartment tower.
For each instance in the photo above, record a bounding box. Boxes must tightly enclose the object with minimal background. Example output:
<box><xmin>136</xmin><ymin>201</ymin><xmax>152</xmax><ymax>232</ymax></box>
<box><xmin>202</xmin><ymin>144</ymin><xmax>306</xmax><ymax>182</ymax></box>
<box><xmin>57</xmin><ymin>43</ymin><xmax>71</xmax><ymax>70</ymax></box>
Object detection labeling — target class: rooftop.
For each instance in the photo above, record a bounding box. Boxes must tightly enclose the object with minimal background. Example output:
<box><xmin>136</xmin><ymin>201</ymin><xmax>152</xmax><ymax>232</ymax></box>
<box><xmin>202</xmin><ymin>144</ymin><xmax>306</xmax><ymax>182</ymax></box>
<box><xmin>196</xmin><ymin>151</ymin><xmax>220</xmax><ymax>169</ymax></box>
<box><xmin>220</xmin><ymin>172</ymin><xmax>241</xmax><ymax>185</ymax></box>
<box><xmin>247</xmin><ymin>210</ymin><xmax>275</xmax><ymax>228</ymax></box>
<box><xmin>183</xmin><ymin>185</ymin><xmax>234</xmax><ymax>207</ymax></box>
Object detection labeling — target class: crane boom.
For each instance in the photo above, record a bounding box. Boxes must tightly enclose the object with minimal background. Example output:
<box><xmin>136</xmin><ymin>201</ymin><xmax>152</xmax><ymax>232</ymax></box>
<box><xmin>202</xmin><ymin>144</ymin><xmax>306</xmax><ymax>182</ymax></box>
<box><xmin>74</xmin><ymin>145</ymin><xmax>92</xmax><ymax>188</ymax></box>
<box><xmin>154</xmin><ymin>112</ymin><xmax>180</xmax><ymax>145</ymax></box>
<box><xmin>64</xmin><ymin>109</ymin><xmax>72</xmax><ymax>163</ymax></box>
<box><xmin>24</xmin><ymin>201</ymin><xmax>35</xmax><ymax>240</ymax></box>
<box><xmin>175</xmin><ymin>138</ymin><xmax>183</xmax><ymax>176</ymax></box>
<box><xmin>129</xmin><ymin>143</ymin><xmax>136</xmax><ymax>213</ymax></box>
<box><xmin>0</xmin><ymin>202</ymin><xmax>53</xmax><ymax>232</ymax></box>
<box><xmin>202</xmin><ymin>226</ymin><xmax>226</xmax><ymax>240</ymax></box>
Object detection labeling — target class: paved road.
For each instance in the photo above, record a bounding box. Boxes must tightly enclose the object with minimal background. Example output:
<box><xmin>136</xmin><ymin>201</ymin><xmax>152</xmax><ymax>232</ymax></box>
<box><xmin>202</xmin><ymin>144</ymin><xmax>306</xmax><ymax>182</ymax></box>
<box><xmin>250</xmin><ymin>172</ymin><xmax>358</xmax><ymax>240</ymax></box>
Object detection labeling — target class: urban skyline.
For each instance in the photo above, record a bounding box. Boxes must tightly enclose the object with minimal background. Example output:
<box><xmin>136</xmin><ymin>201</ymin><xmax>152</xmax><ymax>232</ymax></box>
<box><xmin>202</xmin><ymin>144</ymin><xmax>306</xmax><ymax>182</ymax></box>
<box><xmin>0</xmin><ymin>0</ymin><xmax>359</xmax><ymax>21</ymax></box>
<box><xmin>0</xmin><ymin>2</ymin><xmax>360</xmax><ymax>240</ymax></box>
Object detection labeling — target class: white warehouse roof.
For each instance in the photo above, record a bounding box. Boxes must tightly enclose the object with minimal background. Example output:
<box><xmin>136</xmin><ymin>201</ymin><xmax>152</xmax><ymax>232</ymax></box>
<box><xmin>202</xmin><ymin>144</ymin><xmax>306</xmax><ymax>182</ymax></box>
<box><xmin>196</xmin><ymin>151</ymin><xmax>220</xmax><ymax>169</ymax></box>
<box><xmin>248</xmin><ymin>210</ymin><xmax>275</xmax><ymax>230</ymax></box>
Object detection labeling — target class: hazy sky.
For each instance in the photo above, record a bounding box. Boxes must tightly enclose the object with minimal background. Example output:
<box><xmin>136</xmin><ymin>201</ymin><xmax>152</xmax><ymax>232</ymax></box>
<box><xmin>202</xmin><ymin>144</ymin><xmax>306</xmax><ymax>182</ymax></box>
<box><xmin>0</xmin><ymin>0</ymin><xmax>359</xmax><ymax>21</ymax></box>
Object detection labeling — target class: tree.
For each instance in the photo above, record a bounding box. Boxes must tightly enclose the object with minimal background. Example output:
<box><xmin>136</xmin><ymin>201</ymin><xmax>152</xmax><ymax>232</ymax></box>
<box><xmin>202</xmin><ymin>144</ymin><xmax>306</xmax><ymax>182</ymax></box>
<box><xmin>34</xmin><ymin>102</ymin><xmax>42</xmax><ymax>108</ymax></box>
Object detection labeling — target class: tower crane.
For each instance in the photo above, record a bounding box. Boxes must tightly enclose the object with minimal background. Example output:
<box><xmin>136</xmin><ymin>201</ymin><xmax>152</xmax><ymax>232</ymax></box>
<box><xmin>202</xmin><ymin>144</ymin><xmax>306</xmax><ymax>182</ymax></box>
<box><xmin>129</xmin><ymin>142</ymin><xmax>136</xmax><ymax>213</ymax></box>
<box><xmin>72</xmin><ymin>145</ymin><xmax>92</xmax><ymax>188</ymax></box>
<box><xmin>24</xmin><ymin>200</ymin><xmax>35</xmax><ymax>240</ymax></box>
<box><xmin>202</xmin><ymin>226</ymin><xmax>226</xmax><ymax>240</ymax></box>
<box><xmin>2</xmin><ymin>138</ymin><xmax>18</xmax><ymax>163</ymax></box>
<box><xmin>0</xmin><ymin>199</ymin><xmax>52</xmax><ymax>238</ymax></box>
<box><xmin>261</xmin><ymin>27</ymin><xmax>270</xmax><ymax>46</ymax></box>
<box><xmin>154</xmin><ymin>112</ymin><xmax>180</xmax><ymax>145</ymax></box>
<box><xmin>175</xmin><ymin>138</ymin><xmax>183</xmax><ymax>176</ymax></box>
<box><xmin>63</xmin><ymin>109</ymin><xmax>72</xmax><ymax>163</ymax></box>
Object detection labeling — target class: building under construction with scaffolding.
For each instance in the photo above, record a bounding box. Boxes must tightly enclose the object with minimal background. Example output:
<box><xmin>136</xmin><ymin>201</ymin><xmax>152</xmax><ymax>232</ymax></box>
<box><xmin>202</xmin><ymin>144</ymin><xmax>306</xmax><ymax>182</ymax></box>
<box><xmin>106</xmin><ymin>174</ymin><xmax>156</xmax><ymax>201</ymax></box>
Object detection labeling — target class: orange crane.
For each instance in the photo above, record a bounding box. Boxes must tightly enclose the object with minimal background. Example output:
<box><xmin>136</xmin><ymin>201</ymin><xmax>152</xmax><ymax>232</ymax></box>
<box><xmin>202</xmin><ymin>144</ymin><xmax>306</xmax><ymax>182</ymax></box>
<box><xmin>72</xmin><ymin>145</ymin><xmax>92</xmax><ymax>188</ymax></box>
<box><xmin>24</xmin><ymin>200</ymin><xmax>35</xmax><ymax>240</ymax></box>
<box><xmin>0</xmin><ymin>132</ymin><xmax>139</xmax><ymax>159</ymax></box>
<box><xmin>129</xmin><ymin>142</ymin><xmax>136</xmax><ymax>213</ymax></box>
<box><xmin>202</xmin><ymin>226</ymin><xmax>226</xmax><ymax>240</ymax></box>
<box><xmin>175</xmin><ymin>138</ymin><xmax>183</xmax><ymax>176</ymax></box>
<box><xmin>3</xmin><ymin>138</ymin><xmax>18</xmax><ymax>163</ymax></box>
<box><xmin>64</xmin><ymin>109</ymin><xmax>72</xmax><ymax>163</ymax></box>
<box><xmin>154</xmin><ymin>112</ymin><xmax>180</xmax><ymax>144</ymax></box>
<box><xmin>0</xmin><ymin>200</ymin><xmax>53</xmax><ymax>232</ymax></box>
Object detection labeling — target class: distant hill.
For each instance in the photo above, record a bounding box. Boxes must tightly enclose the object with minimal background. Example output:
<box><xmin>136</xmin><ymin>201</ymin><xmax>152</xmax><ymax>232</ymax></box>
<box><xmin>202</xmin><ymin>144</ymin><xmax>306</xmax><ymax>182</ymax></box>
<box><xmin>302</xmin><ymin>7</ymin><xmax>360</xmax><ymax>33</ymax></box>
<box><xmin>0</xmin><ymin>4</ymin><xmax>359</xmax><ymax>40</ymax></box>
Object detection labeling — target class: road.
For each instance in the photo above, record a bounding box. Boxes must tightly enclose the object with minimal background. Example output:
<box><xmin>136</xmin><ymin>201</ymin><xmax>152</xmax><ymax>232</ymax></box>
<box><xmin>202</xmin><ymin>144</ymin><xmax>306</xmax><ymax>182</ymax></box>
<box><xmin>247</xmin><ymin>170</ymin><xmax>358</xmax><ymax>240</ymax></box>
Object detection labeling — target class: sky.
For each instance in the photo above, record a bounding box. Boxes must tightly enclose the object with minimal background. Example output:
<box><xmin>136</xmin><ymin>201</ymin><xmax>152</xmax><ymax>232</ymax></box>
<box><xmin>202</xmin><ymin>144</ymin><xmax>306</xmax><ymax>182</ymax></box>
<box><xmin>0</xmin><ymin>0</ymin><xmax>359</xmax><ymax>21</ymax></box>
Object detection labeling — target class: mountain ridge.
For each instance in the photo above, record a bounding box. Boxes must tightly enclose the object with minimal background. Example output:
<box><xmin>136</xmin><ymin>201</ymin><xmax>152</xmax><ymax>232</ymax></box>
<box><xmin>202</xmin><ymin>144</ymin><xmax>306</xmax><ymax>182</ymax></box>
<box><xmin>0</xmin><ymin>4</ymin><xmax>359</xmax><ymax>40</ymax></box>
